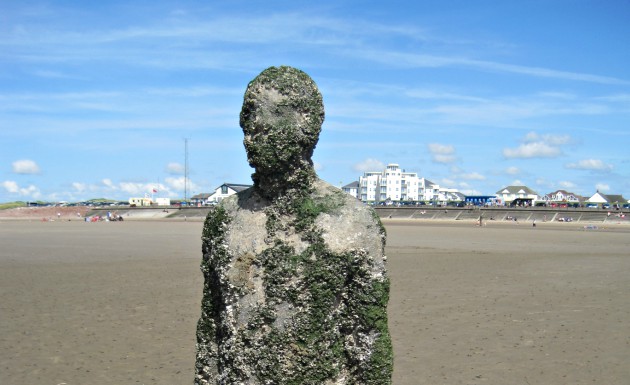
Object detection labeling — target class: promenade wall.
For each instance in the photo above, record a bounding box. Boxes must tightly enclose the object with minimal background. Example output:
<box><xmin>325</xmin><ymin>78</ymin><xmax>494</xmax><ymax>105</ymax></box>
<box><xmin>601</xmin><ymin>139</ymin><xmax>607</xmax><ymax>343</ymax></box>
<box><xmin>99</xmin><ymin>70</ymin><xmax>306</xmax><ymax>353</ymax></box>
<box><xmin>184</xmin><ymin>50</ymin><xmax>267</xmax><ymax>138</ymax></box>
<box><xmin>86</xmin><ymin>205</ymin><xmax>630</xmax><ymax>224</ymax></box>
<box><xmin>374</xmin><ymin>206</ymin><xmax>630</xmax><ymax>224</ymax></box>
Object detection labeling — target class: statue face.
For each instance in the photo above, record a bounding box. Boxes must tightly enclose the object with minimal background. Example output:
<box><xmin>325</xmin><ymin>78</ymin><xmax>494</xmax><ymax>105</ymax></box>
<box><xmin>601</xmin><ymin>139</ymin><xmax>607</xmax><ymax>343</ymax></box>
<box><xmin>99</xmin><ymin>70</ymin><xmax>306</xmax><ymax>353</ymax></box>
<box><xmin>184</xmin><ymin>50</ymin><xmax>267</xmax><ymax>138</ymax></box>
<box><xmin>240</xmin><ymin>67</ymin><xmax>324</xmax><ymax>176</ymax></box>
<box><xmin>241</xmin><ymin>88</ymin><xmax>306</xmax><ymax>172</ymax></box>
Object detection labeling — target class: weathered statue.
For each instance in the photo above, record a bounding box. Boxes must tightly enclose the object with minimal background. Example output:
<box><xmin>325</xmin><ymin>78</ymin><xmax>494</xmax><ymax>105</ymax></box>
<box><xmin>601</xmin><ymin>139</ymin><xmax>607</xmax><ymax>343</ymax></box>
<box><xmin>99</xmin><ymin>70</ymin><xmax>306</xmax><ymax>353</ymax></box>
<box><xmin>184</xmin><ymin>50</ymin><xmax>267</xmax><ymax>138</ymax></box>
<box><xmin>195</xmin><ymin>66</ymin><xmax>393</xmax><ymax>384</ymax></box>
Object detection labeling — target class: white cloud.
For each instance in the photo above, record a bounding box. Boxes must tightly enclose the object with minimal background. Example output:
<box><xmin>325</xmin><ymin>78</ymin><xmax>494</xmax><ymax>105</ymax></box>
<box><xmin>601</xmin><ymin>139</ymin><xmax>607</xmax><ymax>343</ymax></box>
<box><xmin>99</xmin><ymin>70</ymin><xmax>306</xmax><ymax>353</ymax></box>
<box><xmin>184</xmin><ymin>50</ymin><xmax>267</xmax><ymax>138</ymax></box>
<box><xmin>102</xmin><ymin>179</ymin><xmax>117</xmax><ymax>189</ymax></box>
<box><xmin>595</xmin><ymin>183</ymin><xmax>610</xmax><ymax>192</ymax></box>
<box><xmin>432</xmin><ymin>154</ymin><xmax>457</xmax><ymax>164</ymax></box>
<box><xmin>166</xmin><ymin>162</ymin><xmax>185</xmax><ymax>175</ymax></box>
<box><xmin>543</xmin><ymin>134</ymin><xmax>571</xmax><ymax>146</ymax></box>
<box><xmin>165</xmin><ymin>176</ymin><xmax>200</xmax><ymax>194</ymax></box>
<box><xmin>356</xmin><ymin>49</ymin><xmax>630</xmax><ymax>85</ymax></box>
<box><xmin>314</xmin><ymin>161</ymin><xmax>323</xmax><ymax>171</ymax></box>
<box><xmin>558</xmin><ymin>181</ymin><xmax>576</xmax><ymax>189</ymax></box>
<box><xmin>2</xmin><ymin>181</ymin><xmax>19</xmax><ymax>193</ymax></box>
<box><xmin>20</xmin><ymin>185</ymin><xmax>41</xmax><ymax>198</ymax></box>
<box><xmin>565</xmin><ymin>159</ymin><xmax>613</xmax><ymax>171</ymax></box>
<box><xmin>505</xmin><ymin>166</ymin><xmax>520</xmax><ymax>175</ymax></box>
<box><xmin>524</xmin><ymin>132</ymin><xmax>539</xmax><ymax>142</ymax></box>
<box><xmin>69</xmin><ymin>179</ymin><xmax>118</xmax><ymax>197</ymax></box>
<box><xmin>2</xmin><ymin>180</ymin><xmax>41</xmax><ymax>198</ymax></box>
<box><xmin>460</xmin><ymin>188</ymin><xmax>482</xmax><ymax>196</ymax></box>
<box><xmin>12</xmin><ymin>159</ymin><xmax>41</xmax><ymax>174</ymax></box>
<box><xmin>503</xmin><ymin>142</ymin><xmax>561</xmax><ymax>159</ymax></box>
<box><xmin>119</xmin><ymin>181</ymin><xmax>167</xmax><ymax>196</ymax></box>
<box><xmin>449</xmin><ymin>165</ymin><xmax>462</xmax><ymax>174</ymax></box>
<box><xmin>353</xmin><ymin>158</ymin><xmax>385</xmax><ymax>172</ymax></box>
<box><xmin>440</xmin><ymin>178</ymin><xmax>456</xmax><ymax>186</ymax></box>
<box><xmin>51</xmin><ymin>177</ymin><xmax>206</xmax><ymax>202</ymax></box>
<box><xmin>165</xmin><ymin>177</ymin><xmax>186</xmax><ymax>191</ymax></box>
<box><xmin>428</xmin><ymin>143</ymin><xmax>457</xmax><ymax>164</ymax></box>
<box><xmin>428</xmin><ymin>143</ymin><xmax>454</xmax><ymax>155</ymax></box>
<box><xmin>459</xmin><ymin>172</ymin><xmax>485</xmax><ymax>181</ymax></box>
<box><xmin>72</xmin><ymin>182</ymin><xmax>87</xmax><ymax>193</ymax></box>
<box><xmin>504</xmin><ymin>131</ymin><xmax>571</xmax><ymax>159</ymax></box>
<box><xmin>524</xmin><ymin>131</ymin><xmax>570</xmax><ymax>145</ymax></box>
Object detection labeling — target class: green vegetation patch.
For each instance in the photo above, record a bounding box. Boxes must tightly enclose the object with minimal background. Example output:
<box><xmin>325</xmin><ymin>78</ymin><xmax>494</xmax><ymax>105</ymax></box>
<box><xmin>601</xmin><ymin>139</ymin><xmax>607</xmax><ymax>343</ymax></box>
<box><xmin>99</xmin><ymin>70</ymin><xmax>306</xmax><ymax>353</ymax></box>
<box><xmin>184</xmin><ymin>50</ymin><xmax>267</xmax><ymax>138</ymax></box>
<box><xmin>247</xmin><ymin>218</ymin><xmax>392</xmax><ymax>383</ymax></box>
<box><xmin>0</xmin><ymin>201</ymin><xmax>27</xmax><ymax>210</ymax></box>
<box><xmin>291</xmin><ymin>189</ymin><xmax>346</xmax><ymax>232</ymax></box>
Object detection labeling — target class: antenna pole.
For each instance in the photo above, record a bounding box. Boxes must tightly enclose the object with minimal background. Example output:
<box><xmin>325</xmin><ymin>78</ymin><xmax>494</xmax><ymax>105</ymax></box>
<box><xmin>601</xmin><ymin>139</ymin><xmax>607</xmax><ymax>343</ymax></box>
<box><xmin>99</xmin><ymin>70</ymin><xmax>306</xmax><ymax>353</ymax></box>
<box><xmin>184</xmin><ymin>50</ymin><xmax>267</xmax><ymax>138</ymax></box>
<box><xmin>184</xmin><ymin>138</ymin><xmax>189</xmax><ymax>203</ymax></box>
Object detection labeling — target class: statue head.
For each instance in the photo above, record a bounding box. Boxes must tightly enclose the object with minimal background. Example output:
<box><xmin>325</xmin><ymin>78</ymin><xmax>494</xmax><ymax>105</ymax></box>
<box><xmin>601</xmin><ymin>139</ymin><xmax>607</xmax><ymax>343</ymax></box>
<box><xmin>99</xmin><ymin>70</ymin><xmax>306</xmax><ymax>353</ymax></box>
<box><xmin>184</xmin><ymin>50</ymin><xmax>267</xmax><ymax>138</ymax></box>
<box><xmin>240</xmin><ymin>66</ymin><xmax>325</xmax><ymax>198</ymax></box>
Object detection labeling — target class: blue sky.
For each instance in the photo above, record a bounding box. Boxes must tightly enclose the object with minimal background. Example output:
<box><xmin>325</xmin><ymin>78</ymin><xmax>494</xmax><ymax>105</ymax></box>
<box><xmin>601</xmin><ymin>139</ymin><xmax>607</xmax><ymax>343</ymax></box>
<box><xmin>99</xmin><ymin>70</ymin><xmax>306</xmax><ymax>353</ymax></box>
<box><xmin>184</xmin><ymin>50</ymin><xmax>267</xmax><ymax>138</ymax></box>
<box><xmin>2</xmin><ymin>0</ymin><xmax>629</xmax><ymax>202</ymax></box>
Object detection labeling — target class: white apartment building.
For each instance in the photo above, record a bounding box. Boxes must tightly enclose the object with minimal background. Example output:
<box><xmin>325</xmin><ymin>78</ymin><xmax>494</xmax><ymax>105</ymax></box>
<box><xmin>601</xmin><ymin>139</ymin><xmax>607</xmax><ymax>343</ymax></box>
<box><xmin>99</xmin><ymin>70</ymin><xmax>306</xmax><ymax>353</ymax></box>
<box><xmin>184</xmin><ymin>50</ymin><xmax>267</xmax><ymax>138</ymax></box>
<box><xmin>359</xmin><ymin>163</ymin><xmax>442</xmax><ymax>203</ymax></box>
<box><xmin>418</xmin><ymin>177</ymin><xmax>441</xmax><ymax>202</ymax></box>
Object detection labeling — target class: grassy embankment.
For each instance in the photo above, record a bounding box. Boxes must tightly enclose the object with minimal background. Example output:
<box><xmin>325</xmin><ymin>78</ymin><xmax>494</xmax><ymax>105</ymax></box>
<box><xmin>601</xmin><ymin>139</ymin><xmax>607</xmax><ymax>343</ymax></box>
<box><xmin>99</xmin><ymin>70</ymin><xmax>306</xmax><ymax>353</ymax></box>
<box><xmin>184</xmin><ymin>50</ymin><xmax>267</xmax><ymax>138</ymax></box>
<box><xmin>0</xmin><ymin>201</ymin><xmax>27</xmax><ymax>210</ymax></box>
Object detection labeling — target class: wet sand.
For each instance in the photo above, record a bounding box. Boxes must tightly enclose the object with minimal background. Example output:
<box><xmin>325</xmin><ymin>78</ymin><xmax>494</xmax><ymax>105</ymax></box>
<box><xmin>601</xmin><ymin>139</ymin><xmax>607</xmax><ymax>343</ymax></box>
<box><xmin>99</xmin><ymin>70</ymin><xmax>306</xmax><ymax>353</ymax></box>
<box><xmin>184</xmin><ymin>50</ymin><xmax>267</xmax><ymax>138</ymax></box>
<box><xmin>1</xmin><ymin>219</ymin><xmax>628</xmax><ymax>384</ymax></box>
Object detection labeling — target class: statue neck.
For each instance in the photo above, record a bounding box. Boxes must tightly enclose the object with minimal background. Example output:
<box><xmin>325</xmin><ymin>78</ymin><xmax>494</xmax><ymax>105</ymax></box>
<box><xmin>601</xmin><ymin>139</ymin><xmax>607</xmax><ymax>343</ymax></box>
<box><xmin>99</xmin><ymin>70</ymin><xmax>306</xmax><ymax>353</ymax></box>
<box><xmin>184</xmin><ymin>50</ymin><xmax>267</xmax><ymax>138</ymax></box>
<box><xmin>253</xmin><ymin>165</ymin><xmax>316</xmax><ymax>202</ymax></box>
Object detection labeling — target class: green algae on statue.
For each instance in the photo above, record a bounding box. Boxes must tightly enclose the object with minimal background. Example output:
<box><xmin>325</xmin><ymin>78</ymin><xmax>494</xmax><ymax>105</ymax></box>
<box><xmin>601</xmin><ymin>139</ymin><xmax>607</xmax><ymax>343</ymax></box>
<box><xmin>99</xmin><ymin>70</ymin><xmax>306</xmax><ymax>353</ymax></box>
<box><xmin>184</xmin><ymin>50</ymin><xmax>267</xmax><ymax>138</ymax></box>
<box><xmin>195</xmin><ymin>66</ymin><xmax>393</xmax><ymax>385</ymax></box>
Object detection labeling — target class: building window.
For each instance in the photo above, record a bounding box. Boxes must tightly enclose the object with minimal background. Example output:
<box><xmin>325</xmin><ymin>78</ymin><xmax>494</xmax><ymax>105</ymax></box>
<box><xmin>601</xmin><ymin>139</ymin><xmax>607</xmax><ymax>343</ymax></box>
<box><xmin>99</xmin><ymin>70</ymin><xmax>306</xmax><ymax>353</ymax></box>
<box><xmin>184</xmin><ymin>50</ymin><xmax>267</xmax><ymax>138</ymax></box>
<box><xmin>221</xmin><ymin>185</ymin><xmax>228</xmax><ymax>194</ymax></box>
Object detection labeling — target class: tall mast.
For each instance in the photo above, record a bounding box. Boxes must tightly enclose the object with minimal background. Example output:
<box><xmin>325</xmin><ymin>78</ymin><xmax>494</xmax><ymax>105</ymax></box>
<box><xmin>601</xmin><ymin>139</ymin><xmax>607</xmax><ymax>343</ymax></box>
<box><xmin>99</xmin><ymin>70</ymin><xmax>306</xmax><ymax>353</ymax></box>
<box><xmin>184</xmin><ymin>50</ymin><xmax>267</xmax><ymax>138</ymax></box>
<box><xmin>184</xmin><ymin>138</ymin><xmax>189</xmax><ymax>203</ymax></box>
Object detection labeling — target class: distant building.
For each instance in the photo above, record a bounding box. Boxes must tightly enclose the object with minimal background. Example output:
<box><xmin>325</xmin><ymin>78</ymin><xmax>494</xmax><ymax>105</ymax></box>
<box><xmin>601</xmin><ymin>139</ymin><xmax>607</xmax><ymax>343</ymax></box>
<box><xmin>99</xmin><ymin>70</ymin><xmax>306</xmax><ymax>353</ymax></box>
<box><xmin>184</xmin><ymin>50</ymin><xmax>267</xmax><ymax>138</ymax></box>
<box><xmin>439</xmin><ymin>188</ymin><xmax>465</xmax><ymax>203</ymax></box>
<box><xmin>197</xmin><ymin>183</ymin><xmax>252</xmax><ymax>205</ymax></box>
<box><xmin>129</xmin><ymin>197</ymin><xmax>153</xmax><ymax>207</ymax></box>
<box><xmin>190</xmin><ymin>193</ymin><xmax>213</xmax><ymax>206</ymax></box>
<box><xmin>341</xmin><ymin>181</ymin><xmax>359</xmax><ymax>199</ymax></box>
<box><xmin>155</xmin><ymin>197</ymin><xmax>171</xmax><ymax>206</ymax></box>
<box><xmin>542</xmin><ymin>190</ymin><xmax>583</xmax><ymax>207</ymax></box>
<box><xmin>586</xmin><ymin>191</ymin><xmax>627</xmax><ymax>208</ymax></box>
<box><xmin>359</xmin><ymin>163</ymin><xmax>422</xmax><ymax>203</ymax></box>
<box><xmin>464</xmin><ymin>195</ymin><xmax>496</xmax><ymax>206</ymax></box>
<box><xmin>418</xmin><ymin>178</ymin><xmax>441</xmax><ymax>203</ymax></box>
<box><xmin>358</xmin><ymin>163</ymin><xmax>454</xmax><ymax>203</ymax></box>
<box><xmin>495</xmin><ymin>185</ymin><xmax>540</xmax><ymax>206</ymax></box>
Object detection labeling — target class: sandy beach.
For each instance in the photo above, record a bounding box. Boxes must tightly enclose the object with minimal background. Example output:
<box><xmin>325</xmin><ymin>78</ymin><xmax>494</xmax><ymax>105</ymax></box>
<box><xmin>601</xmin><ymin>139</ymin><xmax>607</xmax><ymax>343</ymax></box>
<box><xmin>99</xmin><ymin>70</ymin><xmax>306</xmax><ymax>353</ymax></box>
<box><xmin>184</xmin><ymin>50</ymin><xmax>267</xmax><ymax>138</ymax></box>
<box><xmin>1</xmin><ymin>218</ymin><xmax>628</xmax><ymax>384</ymax></box>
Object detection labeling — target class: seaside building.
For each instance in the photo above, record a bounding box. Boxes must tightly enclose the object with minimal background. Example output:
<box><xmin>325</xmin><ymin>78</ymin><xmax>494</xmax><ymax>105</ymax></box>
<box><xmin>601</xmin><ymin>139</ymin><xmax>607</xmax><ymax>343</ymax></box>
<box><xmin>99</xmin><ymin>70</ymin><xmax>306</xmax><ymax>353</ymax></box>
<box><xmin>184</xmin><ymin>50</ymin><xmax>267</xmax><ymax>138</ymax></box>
<box><xmin>209</xmin><ymin>183</ymin><xmax>251</xmax><ymax>204</ymax></box>
<box><xmin>464</xmin><ymin>195</ymin><xmax>496</xmax><ymax>206</ymax></box>
<box><xmin>418</xmin><ymin>178</ymin><xmax>441</xmax><ymax>203</ymax></box>
<box><xmin>495</xmin><ymin>185</ymin><xmax>541</xmax><ymax>206</ymax></box>
<box><xmin>154</xmin><ymin>197</ymin><xmax>171</xmax><ymax>206</ymax></box>
<box><xmin>541</xmin><ymin>190</ymin><xmax>583</xmax><ymax>207</ymax></box>
<box><xmin>341</xmin><ymin>181</ymin><xmax>360</xmax><ymax>199</ymax></box>
<box><xmin>359</xmin><ymin>163</ymin><xmax>420</xmax><ymax>203</ymax></box>
<box><xmin>128</xmin><ymin>197</ymin><xmax>153</xmax><ymax>207</ymax></box>
<box><xmin>358</xmin><ymin>163</ymin><xmax>451</xmax><ymax>204</ymax></box>
<box><xmin>191</xmin><ymin>183</ymin><xmax>252</xmax><ymax>205</ymax></box>
<box><xmin>190</xmin><ymin>193</ymin><xmax>213</xmax><ymax>206</ymax></box>
<box><xmin>438</xmin><ymin>188</ymin><xmax>466</xmax><ymax>203</ymax></box>
<box><xmin>586</xmin><ymin>191</ymin><xmax>628</xmax><ymax>208</ymax></box>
